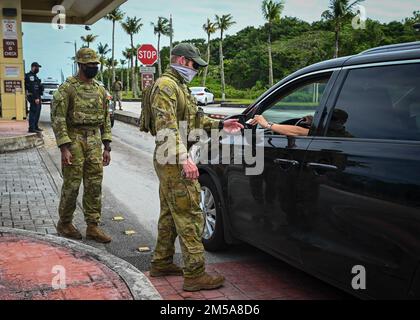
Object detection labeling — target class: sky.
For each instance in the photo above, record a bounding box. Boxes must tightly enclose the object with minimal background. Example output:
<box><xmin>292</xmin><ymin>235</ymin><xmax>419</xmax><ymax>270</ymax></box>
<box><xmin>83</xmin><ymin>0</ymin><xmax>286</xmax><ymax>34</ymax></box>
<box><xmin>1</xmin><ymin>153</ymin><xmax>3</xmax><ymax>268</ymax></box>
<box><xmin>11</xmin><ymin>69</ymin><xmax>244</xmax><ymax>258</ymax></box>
<box><xmin>22</xmin><ymin>0</ymin><xmax>419</xmax><ymax>81</ymax></box>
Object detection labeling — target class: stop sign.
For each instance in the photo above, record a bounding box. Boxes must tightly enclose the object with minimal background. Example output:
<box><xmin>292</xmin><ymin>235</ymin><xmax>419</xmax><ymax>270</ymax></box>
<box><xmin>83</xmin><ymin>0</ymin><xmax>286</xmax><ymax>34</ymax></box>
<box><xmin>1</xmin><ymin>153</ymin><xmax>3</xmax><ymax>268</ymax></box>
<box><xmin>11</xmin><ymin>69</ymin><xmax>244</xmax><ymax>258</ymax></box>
<box><xmin>137</xmin><ymin>44</ymin><xmax>158</xmax><ymax>66</ymax></box>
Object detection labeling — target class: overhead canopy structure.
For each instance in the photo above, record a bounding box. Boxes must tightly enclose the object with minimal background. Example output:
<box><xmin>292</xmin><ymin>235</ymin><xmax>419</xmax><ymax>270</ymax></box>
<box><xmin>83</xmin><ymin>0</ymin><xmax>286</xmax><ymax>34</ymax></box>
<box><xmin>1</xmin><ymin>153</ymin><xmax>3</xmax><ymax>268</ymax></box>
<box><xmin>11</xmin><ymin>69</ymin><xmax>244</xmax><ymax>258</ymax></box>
<box><xmin>21</xmin><ymin>0</ymin><xmax>127</xmax><ymax>25</ymax></box>
<box><xmin>0</xmin><ymin>0</ymin><xmax>127</xmax><ymax>121</ymax></box>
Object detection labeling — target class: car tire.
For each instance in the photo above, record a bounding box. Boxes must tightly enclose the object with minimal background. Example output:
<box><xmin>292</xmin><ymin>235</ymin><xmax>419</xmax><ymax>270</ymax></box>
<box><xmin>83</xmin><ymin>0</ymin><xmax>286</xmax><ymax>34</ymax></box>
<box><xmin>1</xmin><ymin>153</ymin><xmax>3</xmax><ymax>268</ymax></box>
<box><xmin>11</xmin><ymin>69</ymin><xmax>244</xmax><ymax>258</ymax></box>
<box><xmin>199</xmin><ymin>174</ymin><xmax>227</xmax><ymax>252</ymax></box>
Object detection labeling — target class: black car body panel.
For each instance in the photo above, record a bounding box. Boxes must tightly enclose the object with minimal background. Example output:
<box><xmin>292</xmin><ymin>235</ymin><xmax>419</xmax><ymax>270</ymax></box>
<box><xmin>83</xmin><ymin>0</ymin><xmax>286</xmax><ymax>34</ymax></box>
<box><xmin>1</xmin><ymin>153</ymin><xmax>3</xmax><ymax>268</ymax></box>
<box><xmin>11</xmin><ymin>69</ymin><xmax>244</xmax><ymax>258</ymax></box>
<box><xmin>200</xmin><ymin>42</ymin><xmax>420</xmax><ymax>299</ymax></box>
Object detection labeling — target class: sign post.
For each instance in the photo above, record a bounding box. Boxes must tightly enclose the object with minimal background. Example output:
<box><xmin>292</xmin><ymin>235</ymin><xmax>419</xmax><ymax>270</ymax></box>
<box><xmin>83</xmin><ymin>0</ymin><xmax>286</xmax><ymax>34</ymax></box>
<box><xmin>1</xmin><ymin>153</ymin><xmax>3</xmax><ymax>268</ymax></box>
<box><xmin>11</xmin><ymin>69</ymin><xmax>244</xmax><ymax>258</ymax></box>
<box><xmin>137</xmin><ymin>44</ymin><xmax>158</xmax><ymax>91</ymax></box>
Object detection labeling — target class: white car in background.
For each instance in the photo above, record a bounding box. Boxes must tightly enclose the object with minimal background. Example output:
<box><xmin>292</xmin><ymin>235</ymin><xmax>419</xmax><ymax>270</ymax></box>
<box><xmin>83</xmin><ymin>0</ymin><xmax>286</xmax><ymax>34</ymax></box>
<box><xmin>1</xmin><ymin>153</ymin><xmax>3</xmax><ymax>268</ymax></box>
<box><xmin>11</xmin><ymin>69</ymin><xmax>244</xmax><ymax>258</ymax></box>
<box><xmin>41</xmin><ymin>77</ymin><xmax>60</xmax><ymax>104</ymax></box>
<box><xmin>190</xmin><ymin>87</ymin><xmax>215</xmax><ymax>106</ymax></box>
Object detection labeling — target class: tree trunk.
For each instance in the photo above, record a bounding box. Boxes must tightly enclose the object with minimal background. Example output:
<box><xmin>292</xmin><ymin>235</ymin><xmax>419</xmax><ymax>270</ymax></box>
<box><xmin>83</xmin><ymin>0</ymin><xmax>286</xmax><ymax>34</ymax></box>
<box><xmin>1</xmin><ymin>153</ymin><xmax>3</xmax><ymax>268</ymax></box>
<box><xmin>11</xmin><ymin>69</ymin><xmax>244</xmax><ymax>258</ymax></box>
<box><xmin>169</xmin><ymin>15</ymin><xmax>173</xmax><ymax>57</ymax></box>
<box><xmin>202</xmin><ymin>33</ymin><xmax>211</xmax><ymax>87</ymax></box>
<box><xmin>107</xmin><ymin>72</ymin><xmax>111</xmax><ymax>91</ymax></box>
<box><xmin>268</xmin><ymin>26</ymin><xmax>274</xmax><ymax>87</ymax></box>
<box><xmin>135</xmin><ymin>54</ymin><xmax>140</xmax><ymax>97</ymax></box>
<box><xmin>130</xmin><ymin>36</ymin><xmax>136</xmax><ymax>98</ymax></box>
<box><xmin>111</xmin><ymin>21</ymin><xmax>116</xmax><ymax>84</ymax></box>
<box><xmin>158</xmin><ymin>33</ymin><xmax>162</xmax><ymax>77</ymax></box>
<box><xmin>220</xmin><ymin>31</ymin><xmax>226</xmax><ymax>101</ymax></box>
<box><xmin>100</xmin><ymin>63</ymin><xmax>104</xmax><ymax>83</ymax></box>
<box><xmin>126</xmin><ymin>62</ymin><xmax>130</xmax><ymax>94</ymax></box>
<box><xmin>334</xmin><ymin>25</ymin><xmax>339</xmax><ymax>59</ymax></box>
<box><xmin>121</xmin><ymin>68</ymin><xmax>124</xmax><ymax>90</ymax></box>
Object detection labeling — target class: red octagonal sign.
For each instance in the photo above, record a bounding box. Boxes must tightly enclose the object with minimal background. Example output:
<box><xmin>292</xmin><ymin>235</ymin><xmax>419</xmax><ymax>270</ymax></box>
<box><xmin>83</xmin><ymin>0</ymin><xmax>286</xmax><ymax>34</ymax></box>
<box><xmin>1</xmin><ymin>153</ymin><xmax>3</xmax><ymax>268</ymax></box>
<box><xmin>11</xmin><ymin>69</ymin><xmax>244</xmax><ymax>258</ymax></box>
<box><xmin>137</xmin><ymin>44</ymin><xmax>158</xmax><ymax>66</ymax></box>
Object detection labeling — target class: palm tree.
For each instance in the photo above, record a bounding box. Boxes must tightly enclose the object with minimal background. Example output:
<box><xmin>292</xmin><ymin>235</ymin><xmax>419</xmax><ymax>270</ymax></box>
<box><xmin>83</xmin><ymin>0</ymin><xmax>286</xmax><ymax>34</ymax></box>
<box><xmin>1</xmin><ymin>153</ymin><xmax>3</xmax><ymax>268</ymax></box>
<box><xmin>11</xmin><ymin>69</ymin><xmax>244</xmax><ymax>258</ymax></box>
<box><xmin>121</xmin><ymin>16</ymin><xmax>143</xmax><ymax>98</ymax></box>
<box><xmin>215</xmin><ymin>14</ymin><xmax>236</xmax><ymax>101</ymax></box>
<box><xmin>151</xmin><ymin>17</ymin><xmax>171</xmax><ymax>76</ymax></box>
<box><xmin>322</xmin><ymin>0</ymin><xmax>365</xmax><ymax>58</ymax></box>
<box><xmin>105</xmin><ymin>8</ymin><xmax>125</xmax><ymax>85</ymax></box>
<box><xmin>80</xmin><ymin>34</ymin><xmax>98</xmax><ymax>48</ymax></box>
<box><xmin>119</xmin><ymin>59</ymin><xmax>127</xmax><ymax>90</ymax></box>
<box><xmin>106</xmin><ymin>58</ymin><xmax>117</xmax><ymax>90</ymax></box>
<box><xmin>123</xmin><ymin>48</ymin><xmax>133</xmax><ymax>94</ymax></box>
<box><xmin>97</xmin><ymin>42</ymin><xmax>111</xmax><ymax>83</ymax></box>
<box><xmin>202</xmin><ymin>18</ymin><xmax>217</xmax><ymax>87</ymax></box>
<box><xmin>262</xmin><ymin>0</ymin><xmax>284</xmax><ymax>87</ymax></box>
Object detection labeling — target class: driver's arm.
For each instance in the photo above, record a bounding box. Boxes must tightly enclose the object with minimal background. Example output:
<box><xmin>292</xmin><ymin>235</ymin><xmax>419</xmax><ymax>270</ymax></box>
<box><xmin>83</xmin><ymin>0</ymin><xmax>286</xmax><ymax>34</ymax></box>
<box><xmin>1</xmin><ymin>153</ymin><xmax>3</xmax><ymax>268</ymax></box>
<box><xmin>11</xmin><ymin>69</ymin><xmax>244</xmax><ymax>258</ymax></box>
<box><xmin>270</xmin><ymin>124</ymin><xmax>309</xmax><ymax>136</ymax></box>
<box><xmin>250</xmin><ymin>115</ymin><xmax>309</xmax><ymax>136</ymax></box>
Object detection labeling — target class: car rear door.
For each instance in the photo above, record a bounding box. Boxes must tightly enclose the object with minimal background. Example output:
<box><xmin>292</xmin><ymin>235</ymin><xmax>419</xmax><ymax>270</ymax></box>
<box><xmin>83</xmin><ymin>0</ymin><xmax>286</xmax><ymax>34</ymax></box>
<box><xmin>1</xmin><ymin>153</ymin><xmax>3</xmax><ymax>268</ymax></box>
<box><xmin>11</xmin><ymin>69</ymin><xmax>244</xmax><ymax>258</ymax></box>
<box><xmin>299</xmin><ymin>61</ymin><xmax>420</xmax><ymax>299</ymax></box>
<box><xmin>226</xmin><ymin>71</ymin><xmax>339</xmax><ymax>265</ymax></box>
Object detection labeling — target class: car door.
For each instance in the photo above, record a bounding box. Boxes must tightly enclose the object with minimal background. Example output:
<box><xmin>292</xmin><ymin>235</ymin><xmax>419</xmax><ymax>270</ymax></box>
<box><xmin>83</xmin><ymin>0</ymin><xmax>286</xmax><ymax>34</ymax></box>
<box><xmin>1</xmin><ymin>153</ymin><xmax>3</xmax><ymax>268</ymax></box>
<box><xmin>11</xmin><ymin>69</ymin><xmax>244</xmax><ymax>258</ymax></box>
<box><xmin>205</xmin><ymin>88</ymin><xmax>213</xmax><ymax>103</ymax></box>
<box><xmin>299</xmin><ymin>62</ymin><xmax>420</xmax><ymax>299</ymax></box>
<box><xmin>226</xmin><ymin>71</ymin><xmax>338</xmax><ymax>264</ymax></box>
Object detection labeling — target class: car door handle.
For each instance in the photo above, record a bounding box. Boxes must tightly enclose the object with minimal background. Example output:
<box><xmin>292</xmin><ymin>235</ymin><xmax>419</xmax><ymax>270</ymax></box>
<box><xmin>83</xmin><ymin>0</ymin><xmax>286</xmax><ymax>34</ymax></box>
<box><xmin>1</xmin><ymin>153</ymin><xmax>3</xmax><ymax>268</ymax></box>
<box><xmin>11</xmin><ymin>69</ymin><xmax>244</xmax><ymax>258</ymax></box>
<box><xmin>273</xmin><ymin>159</ymin><xmax>300</xmax><ymax>167</ymax></box>
<box><xmin>306</xmin><ymin>162</ymin><xmax>338</xmax><ymax>171</ymax></box>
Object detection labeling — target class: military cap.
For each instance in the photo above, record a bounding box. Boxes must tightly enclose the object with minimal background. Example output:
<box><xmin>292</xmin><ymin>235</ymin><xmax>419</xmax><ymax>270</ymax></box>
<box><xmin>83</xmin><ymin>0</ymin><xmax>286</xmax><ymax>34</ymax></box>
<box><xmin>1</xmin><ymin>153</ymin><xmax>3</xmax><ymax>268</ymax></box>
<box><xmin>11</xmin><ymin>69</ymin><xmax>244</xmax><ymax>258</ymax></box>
<box><xmin>76</xmin><ymin>47</ymin><xmax>100</xmax><ymax>64</ymax></box>
<box><xmin>172</xmin><ymin>43</ymin><xmax>208</xmax><ymax>67</ymax></box>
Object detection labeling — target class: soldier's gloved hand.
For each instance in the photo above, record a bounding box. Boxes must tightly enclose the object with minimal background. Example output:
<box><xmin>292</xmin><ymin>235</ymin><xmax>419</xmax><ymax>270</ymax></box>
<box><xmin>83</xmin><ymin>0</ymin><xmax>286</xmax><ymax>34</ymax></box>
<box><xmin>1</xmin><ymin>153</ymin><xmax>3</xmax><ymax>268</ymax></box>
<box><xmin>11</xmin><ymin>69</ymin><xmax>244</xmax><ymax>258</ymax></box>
<box><xmin>103</xmin><ymin>150</ymin><xmax>111</xmax><ymax>167</ymax></box>
<box><xmin>61</xmin><ymin>146</ymin><xmax>73</xmax><ymax>166</ymax></box>
<box><xmin>182</xmin><ymin>158</ymin><xmax>199</xmax><ymax>180</ymax></box>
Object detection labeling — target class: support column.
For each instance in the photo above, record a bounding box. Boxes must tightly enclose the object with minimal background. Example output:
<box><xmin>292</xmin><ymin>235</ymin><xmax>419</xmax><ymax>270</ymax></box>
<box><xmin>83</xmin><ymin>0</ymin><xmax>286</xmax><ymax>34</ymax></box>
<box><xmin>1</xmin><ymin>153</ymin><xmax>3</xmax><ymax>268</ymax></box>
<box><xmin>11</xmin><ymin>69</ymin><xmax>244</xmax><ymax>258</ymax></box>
<box><xmin>0</xmin><ymin>0</ymin><xmax>25</xmax><ymax>120</ymax></box>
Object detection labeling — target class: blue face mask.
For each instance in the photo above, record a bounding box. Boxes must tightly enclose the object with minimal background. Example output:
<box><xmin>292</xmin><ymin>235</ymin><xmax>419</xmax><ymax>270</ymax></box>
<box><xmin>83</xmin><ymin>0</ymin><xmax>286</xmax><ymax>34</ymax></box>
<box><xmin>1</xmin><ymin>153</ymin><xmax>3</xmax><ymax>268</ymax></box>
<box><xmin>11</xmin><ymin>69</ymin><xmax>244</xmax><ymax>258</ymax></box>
<box><xmin>171</xmin><ymin>64</ymin><xmax>198</xmax><ymax>83</ymax></box>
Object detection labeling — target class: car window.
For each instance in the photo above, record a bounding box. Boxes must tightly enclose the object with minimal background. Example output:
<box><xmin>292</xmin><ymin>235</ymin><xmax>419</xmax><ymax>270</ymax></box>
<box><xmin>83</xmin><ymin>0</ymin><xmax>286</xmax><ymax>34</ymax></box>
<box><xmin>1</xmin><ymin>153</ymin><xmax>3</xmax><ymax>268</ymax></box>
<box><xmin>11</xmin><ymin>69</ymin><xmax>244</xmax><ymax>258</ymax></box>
<box><xmin>261</xmin><ymin>75</ymin><xmax>332</xmax><ymax>128</ymax></box>
<box><xmin>43</xmin><ymin>84</ymin><xmax>59</xmax><ymax>89</ymax></box>
<box><xmin>326</xmin><ymin>63</ymin><xmax>420</xmax><ymax>141</ymax></box>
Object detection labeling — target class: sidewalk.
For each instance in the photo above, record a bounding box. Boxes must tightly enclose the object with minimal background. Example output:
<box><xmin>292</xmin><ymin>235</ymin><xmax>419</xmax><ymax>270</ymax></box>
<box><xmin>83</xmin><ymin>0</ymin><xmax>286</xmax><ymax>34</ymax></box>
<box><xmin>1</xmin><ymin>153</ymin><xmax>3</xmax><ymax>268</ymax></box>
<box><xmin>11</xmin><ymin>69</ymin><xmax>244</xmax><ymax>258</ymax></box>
<box><xmin>0</xmin><ymin>120</ymin><xmax>43</xmax><ymax>153</ymax></box>
<box><xmin>146</xmin><ymin>260</ymin><xmax>351</xmax><ymax>300</ymax></box>
<box><xmin>0</xmin><ymin>146</ymin><xmax>160</xmax><ymax>300</ymax></box>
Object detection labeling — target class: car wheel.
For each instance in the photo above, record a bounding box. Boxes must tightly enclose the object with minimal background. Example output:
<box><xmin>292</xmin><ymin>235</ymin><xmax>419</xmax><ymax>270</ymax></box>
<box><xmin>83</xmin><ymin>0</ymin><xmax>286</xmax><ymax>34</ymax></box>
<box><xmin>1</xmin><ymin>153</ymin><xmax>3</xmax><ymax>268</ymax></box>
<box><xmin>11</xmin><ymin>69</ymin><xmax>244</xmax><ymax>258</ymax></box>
<box><xmin>199</xmin><ymin>174</ymin><xmax>227</xmax><ymax>251</ymax></box>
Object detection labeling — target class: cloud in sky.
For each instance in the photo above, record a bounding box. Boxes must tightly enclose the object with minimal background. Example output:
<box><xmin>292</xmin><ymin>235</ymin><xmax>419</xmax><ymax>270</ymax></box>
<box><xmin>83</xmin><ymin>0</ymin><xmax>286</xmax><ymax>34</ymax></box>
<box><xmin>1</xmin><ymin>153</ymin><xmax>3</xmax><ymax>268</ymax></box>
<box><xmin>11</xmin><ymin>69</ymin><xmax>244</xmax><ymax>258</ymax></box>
<box><xmin>22</xmin><ymin>0</ymin><xmax>419</xmax><ymax>80</ymax></box>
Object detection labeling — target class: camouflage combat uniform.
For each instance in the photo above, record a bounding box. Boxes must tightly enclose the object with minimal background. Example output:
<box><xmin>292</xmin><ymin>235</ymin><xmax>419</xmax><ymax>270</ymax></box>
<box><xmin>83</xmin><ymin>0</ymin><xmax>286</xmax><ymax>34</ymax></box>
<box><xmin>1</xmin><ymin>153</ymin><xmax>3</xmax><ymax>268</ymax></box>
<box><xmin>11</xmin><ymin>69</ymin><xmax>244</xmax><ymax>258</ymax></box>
<box><xmin>150</xmin><ymin>67</ymin><xmax>220</xmax><ymax>279</ymax></box>
<box><xmin>51</xmin><ymin>64</ymin><xmax>112</xmax><ymax>225</ymax></box>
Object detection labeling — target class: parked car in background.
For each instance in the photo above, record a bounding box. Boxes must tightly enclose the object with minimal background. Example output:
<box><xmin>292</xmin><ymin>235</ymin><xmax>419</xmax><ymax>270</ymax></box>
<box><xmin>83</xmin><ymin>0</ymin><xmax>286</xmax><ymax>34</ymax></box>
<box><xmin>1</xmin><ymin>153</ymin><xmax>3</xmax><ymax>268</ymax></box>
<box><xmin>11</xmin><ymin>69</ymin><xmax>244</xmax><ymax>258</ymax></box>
<box><xmin>190</xmin><ymin>87</ymin><xmax>215</xmax><ymax>105</ymax></box>
<box><xmin>41</xmin><ymin>77</ymin><xmax>60</xmax><ymax>104</ymax></box>
<box><xmin>198</xmin><ymin>41</ymin><xmax>420</xmax><ymax>300</ymax></box>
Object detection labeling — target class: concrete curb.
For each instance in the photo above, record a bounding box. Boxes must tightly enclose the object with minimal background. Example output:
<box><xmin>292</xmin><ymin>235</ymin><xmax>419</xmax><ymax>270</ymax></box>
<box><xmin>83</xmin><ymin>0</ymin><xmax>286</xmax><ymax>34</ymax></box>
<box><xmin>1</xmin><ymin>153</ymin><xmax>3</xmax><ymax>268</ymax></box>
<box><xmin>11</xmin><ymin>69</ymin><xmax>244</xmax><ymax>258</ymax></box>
<box><xmin>0</xmin><ymin>227</ymin><xmax>162</xmax><ymax>300</ymax></box>
<box><xmin>0</xmin><ymin>133</ymin><xmax>44</xmax><ymax>154</ymax></box>
<box><xmin>114</xmin><ymin>110</ymin><xmax>140</xmax><ymax>126</ymax></box>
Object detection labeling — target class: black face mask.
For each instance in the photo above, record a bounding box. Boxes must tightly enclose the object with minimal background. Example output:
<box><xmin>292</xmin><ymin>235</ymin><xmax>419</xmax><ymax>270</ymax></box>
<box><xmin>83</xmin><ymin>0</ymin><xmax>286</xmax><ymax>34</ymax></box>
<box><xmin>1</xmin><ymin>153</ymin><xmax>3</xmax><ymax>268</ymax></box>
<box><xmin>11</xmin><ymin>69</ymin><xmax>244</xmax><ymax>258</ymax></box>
<box><xmin>82</xmin><ymin>65</ymin><xmax>99</xmax><ymax>79</ymax></box>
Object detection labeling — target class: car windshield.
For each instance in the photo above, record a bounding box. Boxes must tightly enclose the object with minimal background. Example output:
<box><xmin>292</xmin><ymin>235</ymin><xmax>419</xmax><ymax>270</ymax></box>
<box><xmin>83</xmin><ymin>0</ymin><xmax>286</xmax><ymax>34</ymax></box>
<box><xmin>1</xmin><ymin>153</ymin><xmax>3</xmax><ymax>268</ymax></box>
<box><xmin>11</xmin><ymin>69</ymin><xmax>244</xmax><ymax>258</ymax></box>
<box><xmin>190</xmin><ymin>88</ymin><xmax>204</xmax><ymax>93</ymax></box>
<box><xmin>43</xmin><ymin>83</ymin><xmax>59</xmax><ymax>89</ymax></box>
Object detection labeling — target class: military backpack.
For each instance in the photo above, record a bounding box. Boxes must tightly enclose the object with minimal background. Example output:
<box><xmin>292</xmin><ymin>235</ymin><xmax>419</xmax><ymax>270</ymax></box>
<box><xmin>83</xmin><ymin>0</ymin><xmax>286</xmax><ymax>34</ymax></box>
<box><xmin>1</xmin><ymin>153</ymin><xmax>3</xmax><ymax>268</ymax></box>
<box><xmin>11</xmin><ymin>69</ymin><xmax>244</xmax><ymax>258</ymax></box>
<box><xmin>139</xmin><ymin>84</ymin><xmax>157</xmax><ymax>136</ymax></box>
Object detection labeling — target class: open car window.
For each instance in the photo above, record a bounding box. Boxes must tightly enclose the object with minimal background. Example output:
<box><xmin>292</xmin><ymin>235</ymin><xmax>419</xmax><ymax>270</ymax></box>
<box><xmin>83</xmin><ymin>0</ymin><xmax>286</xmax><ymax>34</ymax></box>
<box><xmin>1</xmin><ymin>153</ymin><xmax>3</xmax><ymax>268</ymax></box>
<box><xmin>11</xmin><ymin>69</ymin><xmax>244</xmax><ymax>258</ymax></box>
<box><xmin>259</xmin><ymin>74</ymin><xmax>333</xmax><ymax>133</ymax></box>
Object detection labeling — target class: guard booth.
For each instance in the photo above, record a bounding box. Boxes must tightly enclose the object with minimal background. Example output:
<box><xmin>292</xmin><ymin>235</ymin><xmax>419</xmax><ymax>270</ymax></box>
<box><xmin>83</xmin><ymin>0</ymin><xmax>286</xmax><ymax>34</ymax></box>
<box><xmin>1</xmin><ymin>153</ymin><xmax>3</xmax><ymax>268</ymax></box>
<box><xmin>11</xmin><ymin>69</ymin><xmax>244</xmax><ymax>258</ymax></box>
<box><xmin>0</xmin><ymin>0</ymin><xmax>126</xmax><ymax>120</ymax></box>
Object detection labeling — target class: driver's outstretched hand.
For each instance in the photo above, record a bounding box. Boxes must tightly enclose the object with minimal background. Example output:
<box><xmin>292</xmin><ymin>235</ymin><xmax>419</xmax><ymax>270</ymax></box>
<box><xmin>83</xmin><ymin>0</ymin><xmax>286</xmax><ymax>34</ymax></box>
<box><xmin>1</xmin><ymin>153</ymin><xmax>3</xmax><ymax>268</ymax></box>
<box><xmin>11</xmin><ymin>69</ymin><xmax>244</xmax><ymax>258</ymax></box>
<box><xmin>249</xmin><ymin>115</ymin><xmax>269</xmax><ymax>128</ymax></box>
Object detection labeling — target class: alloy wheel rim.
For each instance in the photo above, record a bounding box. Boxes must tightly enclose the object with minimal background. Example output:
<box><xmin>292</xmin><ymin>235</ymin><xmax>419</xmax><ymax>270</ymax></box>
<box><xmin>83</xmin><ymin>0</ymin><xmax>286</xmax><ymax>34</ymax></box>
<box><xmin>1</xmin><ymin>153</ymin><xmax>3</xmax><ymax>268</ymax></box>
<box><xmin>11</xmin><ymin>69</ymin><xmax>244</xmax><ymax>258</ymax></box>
<box><xmin>200</xmin><ymin>187</ymin><xmax>217</xmax><ymax>240</ymax></box>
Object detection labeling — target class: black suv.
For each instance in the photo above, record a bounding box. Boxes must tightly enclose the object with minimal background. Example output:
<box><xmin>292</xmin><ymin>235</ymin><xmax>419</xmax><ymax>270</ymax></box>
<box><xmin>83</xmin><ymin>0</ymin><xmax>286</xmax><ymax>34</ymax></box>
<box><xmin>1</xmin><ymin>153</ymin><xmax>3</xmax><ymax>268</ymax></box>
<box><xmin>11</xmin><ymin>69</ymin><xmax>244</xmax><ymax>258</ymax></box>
<box><xmin>198</xmin><ymin>41</ymin><xmax>420</xmax><ymax>299</ymax></box>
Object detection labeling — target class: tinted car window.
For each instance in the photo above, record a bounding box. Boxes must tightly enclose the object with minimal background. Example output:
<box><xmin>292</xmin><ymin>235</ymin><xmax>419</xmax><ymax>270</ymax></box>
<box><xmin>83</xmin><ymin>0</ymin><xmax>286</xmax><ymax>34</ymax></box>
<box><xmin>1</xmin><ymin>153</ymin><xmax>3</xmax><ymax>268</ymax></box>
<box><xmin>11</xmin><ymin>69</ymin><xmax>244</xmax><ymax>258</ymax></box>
<box><xmin>327</xmin><ymin>63</ymin><xmax>420</xmax><ymax>141</ymax></box>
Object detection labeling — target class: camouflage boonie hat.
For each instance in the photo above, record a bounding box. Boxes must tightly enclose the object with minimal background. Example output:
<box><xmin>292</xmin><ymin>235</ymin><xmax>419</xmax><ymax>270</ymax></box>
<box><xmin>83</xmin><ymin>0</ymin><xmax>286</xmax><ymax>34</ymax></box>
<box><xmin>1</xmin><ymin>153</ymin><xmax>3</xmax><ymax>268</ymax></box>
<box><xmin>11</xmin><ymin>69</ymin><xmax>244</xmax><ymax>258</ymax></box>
<box><xmin>76</xmin><ymin>48</ymin><xmax>100</xmax><ymax>64</ymax></box>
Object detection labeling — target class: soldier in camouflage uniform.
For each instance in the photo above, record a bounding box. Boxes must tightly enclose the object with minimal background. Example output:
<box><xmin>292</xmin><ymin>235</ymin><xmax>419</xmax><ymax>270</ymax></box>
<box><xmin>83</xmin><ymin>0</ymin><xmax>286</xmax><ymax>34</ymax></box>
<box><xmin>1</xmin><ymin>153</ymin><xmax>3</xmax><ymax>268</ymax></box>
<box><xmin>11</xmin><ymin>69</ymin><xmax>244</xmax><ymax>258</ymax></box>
<box><xmin>51</xmin><ymin>48</ymin><xmax>112</xmax><ymax>243</ymax></box>
<box><xmin>147</xmin><ymin>43</ymin><xmax>243</xmax><ymax>291</ymax></box>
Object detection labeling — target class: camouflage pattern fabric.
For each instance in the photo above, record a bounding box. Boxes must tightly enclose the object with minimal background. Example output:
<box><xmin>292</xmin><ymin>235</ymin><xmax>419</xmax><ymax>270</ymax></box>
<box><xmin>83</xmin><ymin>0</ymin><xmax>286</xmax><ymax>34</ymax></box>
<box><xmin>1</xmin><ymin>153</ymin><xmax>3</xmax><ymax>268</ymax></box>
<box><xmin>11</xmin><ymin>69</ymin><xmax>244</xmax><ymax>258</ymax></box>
<box><xmin>59</xmin><ymin>129</ymin><xmax>103</xmax><ymax>224</ymax></box>
<box><xmin>51</xmin><ymin>75</ymin><xmax>112</xmax><ymax>224</ymax></box>
<box><xmin>76</xmin><ymin>48</ymin><xmax>100</xmax><ymax>64</ymax></box>
<box><xmin>150</xmin><ymin>67</ymin><xmax>220</xmax><ymax>279</ymax></box>
<box><xmin>151</xmin><ymin>67</ymin><xmax>219</xmax><ymax>161</ymax></box>
<box><xmin>152</xmin><ymin>160</ymin><xmax>205</xmax><ymax>278</ymax></box>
